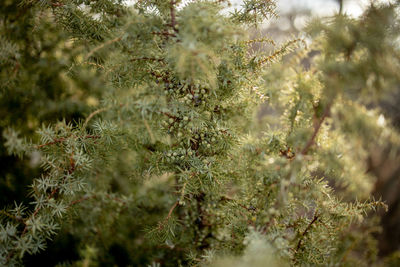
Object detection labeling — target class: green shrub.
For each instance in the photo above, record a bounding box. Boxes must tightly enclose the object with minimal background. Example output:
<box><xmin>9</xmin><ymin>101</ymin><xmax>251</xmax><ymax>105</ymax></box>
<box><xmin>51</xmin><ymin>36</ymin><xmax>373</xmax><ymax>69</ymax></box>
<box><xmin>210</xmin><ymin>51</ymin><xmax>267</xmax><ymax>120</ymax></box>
<box><xmin>1</xmin><ymin>1</ymin><xmax>399</xmax><ymax>266</ymax></box>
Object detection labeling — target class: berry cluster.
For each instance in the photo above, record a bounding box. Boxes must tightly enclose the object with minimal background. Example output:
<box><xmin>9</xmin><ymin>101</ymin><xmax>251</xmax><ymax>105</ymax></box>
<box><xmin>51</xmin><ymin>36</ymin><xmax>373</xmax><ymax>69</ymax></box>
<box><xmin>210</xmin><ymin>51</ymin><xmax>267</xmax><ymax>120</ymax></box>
<box><xmin>164</xmin><ymin>148</ymin><xmax>194</xmax><ymax>163</ymax></box>
<box><xmin>161</xmin><ymin>113</ymin><xmax>191</xmax><ymax>137</ymax></box>
<box><xmin>159</xmin><ymin>74</ymin><xmax>210</xmax><ymax>107</ymax></box>
<box><xmin>181</xmin><ymin>84</ymin><xmax>209</xmax><ymax>107</ymax></box>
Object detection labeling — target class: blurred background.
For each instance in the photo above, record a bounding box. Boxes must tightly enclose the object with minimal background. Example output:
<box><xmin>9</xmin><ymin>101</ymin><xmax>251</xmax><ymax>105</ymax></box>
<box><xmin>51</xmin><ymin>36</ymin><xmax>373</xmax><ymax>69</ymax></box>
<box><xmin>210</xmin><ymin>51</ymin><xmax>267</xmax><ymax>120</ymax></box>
<box><xmin>278</xmin><ymin>0</ymin><xmax>385</xmax><ymax>17</ymax></box>
<box><xmin>265</xmin><ymin>0</ymin><xmax>393</xmax><ymax>35</ymax></box>
<box><xmin>263</xmin><ymin>0</ymin><xmax>400</xmax><ymax>259</ymax></box>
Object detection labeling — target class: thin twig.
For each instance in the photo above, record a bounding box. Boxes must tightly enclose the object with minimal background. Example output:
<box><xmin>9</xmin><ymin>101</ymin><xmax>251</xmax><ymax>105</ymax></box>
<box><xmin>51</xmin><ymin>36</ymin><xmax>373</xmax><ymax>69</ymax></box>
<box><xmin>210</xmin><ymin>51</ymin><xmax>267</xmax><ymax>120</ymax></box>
<box><xmin>158</xmin><ymin>201</ymin><xmax>179</xmax><ymax>230</ymax></box>
<box><xmin>295</xmin><ymin>213</ymin><xmax>320</xmax><ymax>253</ymax></box>
<box><xmin>36</xmin><ymin>135</ymin><xmax>100</xmax><ymax>149</ymax></box>
<box><xmin>36</xmin><ymin>137</ymin><xmax>67</xmax><ymax>149</ymax></box>
<box><xmin>0</xmin><ymin>210</ymin><xmax>25</xmax><ymax>223</ymax></box>
<box><xmin>130</xmin><ymin>57</ymin><xmax>165</xmax><ymax>62</ymax></box>
<box><xmin>161</xmin><ymin>111</ymin><xmax>178</xmax><ymax>119</ymax></box>
<box><xmin>68</xmin><ymin>193</ymin><xmax>127</xmax><ymax>209</ymax></box>
<box><xmin>300</xmin><ymin>101</ymin><xmax>333</xmax><ymax>155</ymax></box>
<box><xmin>83</xmin><ymin>108</ymin><xmax>107</xmax><ymax>128</ymax></box>
<box><xmin>220</xmin><ymin>195</ymin><xmax>256</xmax><ymax>211</ymax></box>
<box><xmin>167</xmin><ymin>201</ymin><xmax>179</xmax><ymax>219</ymax></box>
<box><xmin>68</xmin><ymin>195</ymin><xmax>96</xmax><ymax>208</ymax></box>
<box><xmin>151</xmin><ymin>31</ymin><xmax>177</xmax><ymax>38</ymax></box>
<box><xmin>143</xmin><ymin>119</ymin><xmax>155</xmax><ymax>143</ymax></box>
<box><xmin>86</xmin><ymin>36</ymin><xmax>122</xmax><ymax>59</ymax></box>
<box><xmin>51</xmin><ymin>2</ymin><xmax>64</xmax><ymax>7</ymax></box>
<box><xmin>169</xmin><ymin>0</ymin><xmax>177</xmax><ymax>31</ymax></box>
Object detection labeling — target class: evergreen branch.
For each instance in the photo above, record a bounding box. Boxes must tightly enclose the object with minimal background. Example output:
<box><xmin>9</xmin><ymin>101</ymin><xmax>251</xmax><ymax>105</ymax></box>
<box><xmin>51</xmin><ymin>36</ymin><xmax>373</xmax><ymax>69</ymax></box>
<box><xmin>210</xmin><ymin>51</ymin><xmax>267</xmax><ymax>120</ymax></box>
<box><xmin>130</xmin><ymin>57</ymin><xmax>165</xmax><ymax>62</ymax></box>
<box><xmin>5</xmin><ymin>249</ymin><xmax>14</xmax><ymax>263</ymax></box>
<box><xmin>21</xmin><ymin>153</ymin><xmax>77</xmax><ymax>235</ymax></box>
<box><xmin>68</xmin><ymin>194</ymin><xmax>126</xmax><ymax>209</ymax></box>
<box><xmin>36</xmin><ymin>135</ymin><xmax>100</xmax><ymax>149</ymax></box>
<box><xmin>82</xmin><ymin>61</ymin><xmax>105</xmax><ymax>70</ymax></box>
<box><xmin>244</xmin><ymin>37</ymin><xmax>276</xmax><ymax>46</ymax></box>
<box><xmin>220</xmin><ymin>195</ymin><xmax>255</xmax><ymax>212</ymax></box>
<box><xmin>169</xmin><ymin>0</ymin><xmax>177</xmax><ymax>31</ymax></box>
<box><xmin>5</xmin><ymin>154</ymin><xmax>76</xmax><ymax>263</ymax></box>
<box><xmin>300</xmin><ymin>101</ymin><xmax>333</xmax><ymax>155</ymax></box>
<box><xmin>86</xmin><ymin>36</ymin><xmax>123</xmax><ymax>59</ymax></box>
<box><xmin>158</xmin><ymin>201</ymin><xmax>179</xmax><ymax>230</ymax></box>
<box><xmin>20</xmin><ymin>188</ymin><xmax>58</xmax><ymax>236</ymax></box>
<box><xmin>258</xmin><ymin>39</ymin><xmax>303</xmax><ymax>66</ymax></box>
<box><xmin>258</xmin><ymin>48</ymin><xmax>285</xmax><ymax>65</ymax></box>
<box><xmin>0</xmin><ymin>210</ymin><xmax>24</xmax><ymax>223</ymax></box>
<box><xmin>12</xmin><ymin>61</ymin><xmax>20</xmax><ymax>78</ymax></box>
<box><xmin>295</xmin><ymin>213</ymin><xmax>320</xmax><ymax>254</ymax></box>
<box><xmin>151</xmin><ymin>31</ymin><xmax>177</xmax><ymax>38</ymax></box>
<box><xmin>161</xmin><ymin>112</ymin><xmax>178</xmax><ymax>119</ymax></box>
<box><xmin>68</xmin><ymin>195</ymin><xmax>94</xmax><ymax>207</ymax></box>
<box><xmin>36</xmin><ymin>137</ymin><xmax>68</xmax><ymax>149</ymax></box>
<box><xmin>167</xmin><ymin>201</ymin><xmax>178</xmax><ymax>220</ymax></box>
<box><xmin>179</xmin><ymin>181</ymin><xmax>188</xmax><ymax>203</ymax></box>
<box><xmin>50</xmin><ymin>2</ymin><xmax>64</xmax><ymax>7</ymax></box>
<box><xmin>143</xmin><ymin>119</ymin><xmax>155</xmax><ymax>143</ymax></box>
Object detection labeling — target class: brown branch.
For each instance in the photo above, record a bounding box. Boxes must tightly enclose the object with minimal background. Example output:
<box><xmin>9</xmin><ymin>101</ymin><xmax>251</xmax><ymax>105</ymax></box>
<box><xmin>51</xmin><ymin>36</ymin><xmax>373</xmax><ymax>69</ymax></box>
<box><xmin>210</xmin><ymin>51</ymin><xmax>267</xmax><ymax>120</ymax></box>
<box><xmin>161</xmin><ymin>111</ymin><xmax>178</xmax><ymax>119</ymax></box>
<box><xmin>86</xmin><ymin>36</ymin><xmax>122</xmax><ymax>60</ymax></box>
<box><xmin>149</xmin><ymin>71</ymin><xmax>164</xmax><ymax>79</ymax></box>
<box><xmin>130</xmin><ymin>57</ymin><xmax>165</xmax><ymax>62</ymax></box>
<box><xmin>20</xmin><ymin>187</ymin><xmax>59</xmax><ymax>237</ymax></box>
<box><xmin>12</xmin><ymin>61</ymin><xmax>20</xmax><ymax>78</ymax></box>
<box><xmin>105</xmin><ymin>194</ymin><xmax>127</xmax><ymax>205</ymax></box>
<box><xmin>84</xmin><ymin>135</ymin><xmax>101</xmax><ymax>140</ymax></box>
<box><xmin>338</xmin><ymin>0</ymin><xmax>344</xmax><ymax>14</ymax></box>
<box><xmin>0</xmin><ymin>210</ymin><xmax>25</xmax><ymax>223</ymax></box>
<box><xmin>151</xmin><ymin>31</ymin><xmax>176</xmax><ymax>38</ymax></box>
<box><xmin>169</xmin><ymin>1</ymin><xmax>177</xmax><ymax>31</ymax></box>
<box><xmin>5</xmin><ymin>250</ymin><xmax>14</xmax><ymax>263</ymax></box>
<box><xmin>167</xmin><ymin>201</ymin><xmax>179</xmax><ymax>219</ymax></box>
<box><xmin>68</xmin><ymin>195</ymin><xmax>96</xmax><ymax>208</ymax></box>
<box><xmin>36</xmin><ymin>135</ymin><xmax>100</xmax><ymax>149</ymax></box>
<box><xmin>36</xmin><ymin>137</ymin><xmax>66</xmax><ymax>149</ymax></box>
<box><xmin>68</xmin><ymin>192</ymin><xmax>127</xmax><ymax>210</ymax></box>
<box><xmin>295</xmin><ymin>213</ymin><xmax>320</xmax><ymax>253</ymax></box>
<box><xmin>220</xmin><ymin>195</ymin><xmax>256</xmax><ymax>212</ymax></box>
<box><xmin>84</xmin><ymin>108</ymin><xmax>107</xmax><ymax>128</ymax></box>
<box><xmin>157</xmin><ymin>201</ymin><xmax>179</xmax><ymax>230</ymax></box>
<box><xmin>51</xmin><ymin>2</ymin><xmax>64</xmax><ymax>7</ymax></box>
<box><xmin>300</xmin><ymin>101</ymin><xmax>333</xmax><ymax>155</ymax></box>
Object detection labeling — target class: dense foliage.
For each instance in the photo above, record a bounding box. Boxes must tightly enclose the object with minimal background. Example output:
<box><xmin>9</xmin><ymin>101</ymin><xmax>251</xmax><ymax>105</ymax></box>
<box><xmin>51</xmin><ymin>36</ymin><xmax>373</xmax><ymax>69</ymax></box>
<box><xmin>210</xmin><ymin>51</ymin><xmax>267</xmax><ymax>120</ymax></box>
<box><xmin>1</xmin><ymin>0</ymin><xmax>400</xmax><ymax>266</ymax></box>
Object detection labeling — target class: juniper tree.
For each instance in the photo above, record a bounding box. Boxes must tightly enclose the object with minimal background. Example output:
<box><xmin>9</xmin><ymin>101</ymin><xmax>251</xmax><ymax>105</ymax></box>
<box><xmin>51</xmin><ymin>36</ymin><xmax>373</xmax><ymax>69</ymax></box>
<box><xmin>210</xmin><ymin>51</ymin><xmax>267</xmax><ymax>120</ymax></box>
<box><xmin>1</xmin><ymin>0</ymin><xmax>400</xmax><ymax>266</ymax></box>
